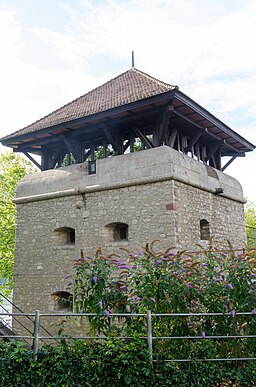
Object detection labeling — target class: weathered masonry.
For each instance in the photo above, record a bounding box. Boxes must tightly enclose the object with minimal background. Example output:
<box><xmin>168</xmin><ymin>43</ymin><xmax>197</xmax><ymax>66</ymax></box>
<box><xmin>1</xmin><ymin>67</ymin><xmax>254</xmax><ymax>313</ymax></box>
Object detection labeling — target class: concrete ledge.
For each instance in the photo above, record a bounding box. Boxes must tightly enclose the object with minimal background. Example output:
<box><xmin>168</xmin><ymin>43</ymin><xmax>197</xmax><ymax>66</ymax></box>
<box><xmin>15</xmin><ymin>146</ymin><xmax>245</xmax><ymax>203</ymax></box>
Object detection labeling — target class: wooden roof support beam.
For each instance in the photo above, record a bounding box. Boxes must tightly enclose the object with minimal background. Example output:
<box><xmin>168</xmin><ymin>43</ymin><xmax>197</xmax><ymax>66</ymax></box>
<box><xmin>133</xmin><ymin>126</ymin><xmax>154</xmax><ymax>149</ymax></box>
<box><xmin>185</xmin><ymin>131</ymin><xmax>203</xmax><ymax>153</ymax></box>
<box><xmin>171</xmin><ymin>106</ymin><xmax>243</xmax><ymax>154</ymax></box>
<box><xmin>167</xmin><ymin>128</ymin><xmax>178</xmax><ymax>148</ymax></box>
<box><xmin>49</xmin><ymin>148</ymin><xmax>63</xmax><ymax>169</ymax></box>
<box><xmin>102</xmin><ymin>126</ymin><xmax>118</xmax><ymax>152</ymax></box>
<box><xmin>221</xmin><ymin>152</ymin><xmax>245</xmax><ymax>171</ymax></box>
<box><xmin>23</xmin><ymin>152</ymin><xmax>41</xmax><ymax>170</ymax></box>
<box><xmin>84</xmin><ymin>148</ymin><xmax>91</xmax><ymax>161</ymax></box>
<box><xmin>157</xmin><ymin>106</ymin><xmax>171</xmax><ymax>146</ymax></box>
<box><xmin>130</xmin><ymin>132</ymin><xmax>135</xmax><ymax>152</ymax></box>
<box><xmin>221</xmin><ymin>156</ymin><xmax>237</xmax><ymax>172</ymax></box>
<box><xmin>170</xmin><ymin>106</ymin><xmax>204</xmax><ymax>130</ymax></box>
<box><xmin>123</xmin><ymin>140</ymin><xmax>130</xmax><ymax>153</ymax></box>
<box><xmin>62</xmin><ymin>135</ymin><xmax>81</xmax><ymax>162</ymax></box>
<box><xmin>14</xmin><ymin>146</ymin><xmax>41</xmax><ymax>155</ymax></box>
<box><xmin>205</xmin><ymin>142</ymin><xmax>221</xmax><ymax>162</ymax></box>
<box><xmin>205</xmin><ymin>129</ymin><xmax>242</xmax><ymax>153</ymax></box>
<box><xmin>16</xmin><ymin>135</ymin><xmax>55</xmax><ymax>148</ymax></box>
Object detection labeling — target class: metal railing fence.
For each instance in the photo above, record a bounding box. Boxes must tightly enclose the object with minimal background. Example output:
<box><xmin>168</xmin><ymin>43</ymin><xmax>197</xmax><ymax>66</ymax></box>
<box><xmin>0</xmin><ymin>292</ymin><xmax>57</xmax><ymax>347</ymax></box>
<box><xmin>0</xmin><ymin>310</ymin><xmax>255</xmax><ymax>362</ymax></box>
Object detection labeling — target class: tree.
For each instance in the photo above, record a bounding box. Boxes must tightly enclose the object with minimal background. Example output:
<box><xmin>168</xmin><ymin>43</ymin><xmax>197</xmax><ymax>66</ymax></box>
<box><xmin>244</xmin><ymin>201</ymin><xmax>256</xmax><ymax>248</ymax></box>
<box><xmin>0</xmin><ymin>152</ymin><xmax>36</xmax><ymax>295</ymax></box>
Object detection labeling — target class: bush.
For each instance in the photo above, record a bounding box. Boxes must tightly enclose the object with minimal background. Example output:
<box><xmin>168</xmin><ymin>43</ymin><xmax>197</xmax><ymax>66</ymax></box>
<box><xmin>0</xmin><ymin>339</ymin><xmax>255</xmax><ymax>386</ymax></box>
<box><xmin>71</xmin><ymin>243</ymin><xmax>256</xmax><ymax>361</ymax></box>
<box><xmin>1</xmin><ymin>243</ymin><xmax>255</xmax><ymax>386</ymax></box>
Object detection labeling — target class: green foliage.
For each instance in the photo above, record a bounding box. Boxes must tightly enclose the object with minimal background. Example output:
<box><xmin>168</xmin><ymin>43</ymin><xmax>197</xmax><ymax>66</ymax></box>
<box><xmin>71</xmin><ymin>243</ymin><xmax>256</xmax><ymax>361</ymax></box>
<box><xmin>1</xmin><ymin>244</ymin><xmax>255</xmax><ymax>385</ymax></box>
<box><xmin>245</xmin><ymin>201</ymin><xmax>256</xmax><ymax>248</ymax></box>
<box><xmin>0</xmin><ymin>152</ymin><xmax>35</xmax><ymax>295</ymax></box>
<box><xmin>0</xmin><ymin>339</ymin><xmax>255</xmax><ymax>386</ymax></box>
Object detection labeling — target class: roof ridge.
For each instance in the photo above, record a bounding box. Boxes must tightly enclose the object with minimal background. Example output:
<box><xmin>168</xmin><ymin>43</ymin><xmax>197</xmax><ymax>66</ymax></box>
<box><xmin>11</xmin><ymin>69</ymin><xmax>134</xmax><ymax>136</ymax></box>
<box><xmin>6</xmin><ymin>69</ymin><xmax>142</xmax><ymax>137</ymax></box>
<box><xmin>9</xmin><ymin>68</ymin><xmax>178</xmax><ymax>136</ymax></box>
<box><xmin>1</xmin><ymin>67</ymin><xmax>179</xmax><ymax>141</ymax></box>
<box><xmin>132</xmin><ymin>67</ymin><xmax>179</xmax><ymax>91</ymax></box>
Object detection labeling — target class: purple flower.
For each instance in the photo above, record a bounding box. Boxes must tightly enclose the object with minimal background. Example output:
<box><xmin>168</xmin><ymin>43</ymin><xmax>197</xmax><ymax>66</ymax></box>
<box><xmin>65</xmin><ymin>274</ymin><xmax>72</xmax><ymax>279</ymax></box>
<box><xmin>202</xmin><ymin>263</ymin><xmax>209</xmax><ymax>267</ymax></box>
<box><xmin>104</xmin><ymin>310</ymin><xmax>109</xmax><ymax>317</ymax></box>
<box><xmin>93</xmin><ymin>275</ymin><xmax>97</xmax><ymax>284</ymax></box>
<box><xmin>214</xmin><ymin>278</ymin><xmax>221</xmax><ymax>283</ymax></box>
<box><xmin>150</xmin><ymin>297</ymin><xmax>156</xmax><ymax>303</ymax></box>
<box><xmin>227</xmin><ymin>284</ymin><xmax>233</xmax><ymax>290</ymax></box>
<box><xmin>252</xmin><ymin>309</ymin><xmax>256</xmax><ymax>315</ymax></box>
<box><xmin>130</xmin><ymin>254</ymin><xmax>139</xmax><ymax>258</ymax></box>
<box><xmin>79</xmin><ymin>309</ymin><xmax>84</xmax><ymax>314</ymax></box>
<box><xmin>98</xmin><ymin>301</ymin><xmax>103</xmax><ymax>309</ymax></box>
<box><xmin>185</xmin><ymin>282</ymin><xmax>192</xmax><ymax>288</ymax></box>
<box><xmin>120</xmin><ymin>285</ymin><xmax>128</xmax><ymax>291</ymax></box>
<box><xmin>134</xmin><ymin>297</ymin><xmax>142</xmax><ymax>303</ymax></box>
<box><xmin>202</xmin><ymin>331</ymin><xmax>206</xmax><ymax>338</ymax></box>
<box><xmin>118</xmin><ymin>264</ymin><xmax>128</xmax><ymax>269</ymax></box>
<box><xmin>231</xmin><ymin>310</ymin><xmax>236</xmax><ymax>318</ymax></box>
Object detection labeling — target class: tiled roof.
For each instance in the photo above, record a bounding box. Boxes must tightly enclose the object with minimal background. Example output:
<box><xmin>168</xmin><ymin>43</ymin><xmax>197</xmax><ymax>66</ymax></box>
<box><xmin>2</xmin><ymin>68</ymin><xmax>178</xmax><ymax>141</ymax></box>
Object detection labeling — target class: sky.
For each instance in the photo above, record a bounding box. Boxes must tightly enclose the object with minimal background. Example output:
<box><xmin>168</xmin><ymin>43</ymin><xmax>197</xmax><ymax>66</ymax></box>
<box><xmin>0</xmin><ymin>0</ymin><xmax>255</xmax><ymax>203</ymax></box>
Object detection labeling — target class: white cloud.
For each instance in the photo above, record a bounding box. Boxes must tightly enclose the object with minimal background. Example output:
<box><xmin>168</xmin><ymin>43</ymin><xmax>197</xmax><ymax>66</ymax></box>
<box><xmin>0</xmin><ymin>0</ymin><xmax>255</xmax><ymax>202</ymax></box>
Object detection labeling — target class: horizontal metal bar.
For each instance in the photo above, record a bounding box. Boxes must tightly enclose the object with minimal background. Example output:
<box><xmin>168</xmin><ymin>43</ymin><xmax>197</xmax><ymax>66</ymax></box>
<box><xmin>1</xmin><ymin>311</ymin><xmax>254</xmax><ymax>318</ymax></box>
<box><xmin>152</xmin><ymin>312</ymin><xmax>254</xmax><ymax>317</ymax></box>
<box><xmin>0</xmin><ymin>335</ymin><xmax>32</xmax><ymax>339</ymax></box>
<box><xmin>153</xmin><ymin>335</ymin><xmax>256</xmax><ymax>340</ymax></box>
<box><xmin>38</xmin><ymin>312</ymin><xmax>146</xmax><ymax>317</ymax></box>
<box><xmin>162</xmin><ymin>357</ymin><xmax>256</xmax><ymax>363</ymax></box>
<box><xmin>0</xmin><ymin>313</ymin><xmax>35</xmax><ymax>317</ymax></box>
<box><xmin>38</xmin><ymin>336</ymin><xmax>148</xmax><ymax>340</ymax></box>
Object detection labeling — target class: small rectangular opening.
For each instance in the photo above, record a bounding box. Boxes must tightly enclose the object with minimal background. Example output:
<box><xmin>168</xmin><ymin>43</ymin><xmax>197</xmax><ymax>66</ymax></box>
<box><xmin>88</xmin><ymin>160</ymin><xmax>96</xmax><ymax>174</ymax></box>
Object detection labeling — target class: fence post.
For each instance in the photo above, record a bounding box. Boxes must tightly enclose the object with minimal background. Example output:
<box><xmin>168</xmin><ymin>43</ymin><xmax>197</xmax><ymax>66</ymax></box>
<box><xmin>146</xmin><ymin>310</ymin><xmax>153</xmax><ymax>363</ymax></box>
<box><xmin>33</xmin><ymin>310</ymin><xmax>40</xmax><ymax>361</ymax></box>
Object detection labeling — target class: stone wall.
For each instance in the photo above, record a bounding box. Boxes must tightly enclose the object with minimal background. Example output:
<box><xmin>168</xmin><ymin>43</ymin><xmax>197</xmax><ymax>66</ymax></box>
<box><xmin>13</xmin><ymin>146</ymin><xmax>246</xmax><ymax>316</ymax></box>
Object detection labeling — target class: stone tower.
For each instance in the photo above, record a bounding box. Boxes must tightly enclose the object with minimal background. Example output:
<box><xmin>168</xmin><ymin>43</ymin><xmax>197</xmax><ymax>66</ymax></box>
<box><xmin>1</xmin><ymin>68</ymin><xmax>254</xmax><ymax>313</ymax></box>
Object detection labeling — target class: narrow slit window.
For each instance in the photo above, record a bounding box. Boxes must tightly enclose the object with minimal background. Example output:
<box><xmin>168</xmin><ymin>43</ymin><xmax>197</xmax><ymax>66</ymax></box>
<box><xmin>200</xmin><ymin>219</ymin><xmax>210</xmax><ymax>240</ymax></box>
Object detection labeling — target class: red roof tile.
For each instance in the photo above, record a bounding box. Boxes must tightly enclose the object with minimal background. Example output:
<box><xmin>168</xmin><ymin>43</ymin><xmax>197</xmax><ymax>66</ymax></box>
<box><xmin>2</xmin><ymin>68</ymin><xmax>178</xmax><ymax>141</ymax></box>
